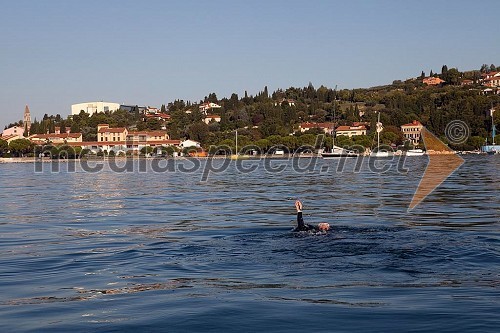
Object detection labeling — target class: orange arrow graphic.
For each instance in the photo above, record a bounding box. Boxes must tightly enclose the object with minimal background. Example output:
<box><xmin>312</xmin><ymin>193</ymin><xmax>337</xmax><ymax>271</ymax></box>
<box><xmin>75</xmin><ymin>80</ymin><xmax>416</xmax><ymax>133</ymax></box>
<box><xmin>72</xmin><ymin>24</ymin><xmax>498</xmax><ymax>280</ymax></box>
<box><xmin>408</xmin><ymin>127</ymin><xmax>464</xmax><ymax>211</ymax></box>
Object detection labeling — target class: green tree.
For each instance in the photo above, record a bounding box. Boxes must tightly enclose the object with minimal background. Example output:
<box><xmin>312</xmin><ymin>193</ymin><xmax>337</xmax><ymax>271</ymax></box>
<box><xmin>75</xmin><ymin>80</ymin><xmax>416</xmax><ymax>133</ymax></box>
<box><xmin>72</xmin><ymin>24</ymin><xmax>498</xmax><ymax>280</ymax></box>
<box><xmin>255</xmin><ymin>139</ymin><xmax>270</xmax><ymax>151</ymax></box>
<box><xmin>140</xmin><ymin>146</ymin><xmax>154</xmax><ymax>155</ymax></box>
<box><xmin>335</xmin><ymin>135</ymin><xmax>353</xmax><ymax>147</ymax></box>
<box><xmin>9</xmin><ymin>139</ymin><xmax>33</xmax><ymax>157</ymax></box>
<box><xmin>187</xmin><ymin>122</ymin><xmax>210</xmax><ymax>145</ymax></box>
<box><xmin>0</xmin><ymin>139</ymin><xmax>8</xmax><ymax>156</ymax></box>
<box><xmin>467</xmin><ymin>136</ymin><xmax>485</xmax><ymax>149</ymax></box>
<box><xmin>297</xmin><ymin>134</ymin><xmax>318</xmax><ymax>147</ymax></box>
<box><xmin>441</xmin><ymin>65</ymin><xmax>448</xmax><ymax>75</ymax></box>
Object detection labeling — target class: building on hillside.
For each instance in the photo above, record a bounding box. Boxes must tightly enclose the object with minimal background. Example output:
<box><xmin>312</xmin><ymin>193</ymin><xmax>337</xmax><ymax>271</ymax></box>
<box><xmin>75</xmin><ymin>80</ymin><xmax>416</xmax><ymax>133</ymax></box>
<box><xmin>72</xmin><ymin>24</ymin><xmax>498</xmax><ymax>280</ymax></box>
<box><xmin>298</xmin><ymin>122</ymin><xmax>335</xmax><ymax>135</ymax></box>
<box><xmin>274</xmin><ymin>98</ymin><xmax>296</xmax><ymax>107</ymax></box>
<box><xmin>71</xmin><ymin>102</ymin><xmax>121</xmax><ymax>116</ymax></box>
<box><xmin>461</xmin><ymin>79</ymin><xmax>474</xmax><ymax>86</ymax></box>
<box><xmin>2</xmin><ymin>134</ymin><xmax>22</xmax><ymax>143</ymax></box>
<box><xmin>1</xmin><ymin>134</ymin><xmax>23</xmax><ymax>143</ymax></box>
<box><xmin>484</xmin><ymin>77</ymin><xmax>500</xmax><ymax>88</ymax></box>
<box><xmin>146</xmin><ymin>106</ymin><xmax>160</xmax><ymax>114</ymax></box>
<box><xmin>401</xmin><ymin>120</ymin><xmax>423</xmax><ymax>145</ymax></box>
<box><xmin>481</xmin><ymin>88</ymin><xmax>498</xmax><ymax>95</ymax></box>
<box><xmin>352</xmin><ymin>121</ymin><xmax>370</xmax><ymax>129</ymax></box>
<box><xmin>481</xmin><ymin>71</ymin><xmax>500</xmax><ymax>80</ymax></box>
<box><xmin>423</xmin><ymin>77</ymin><xmax>445</xmax><ymax>85</ymax></box>
<box><xmin>119</xmin><ymin>105</ymin><xmax>148</xmax><ymax>114</ymax></box>
<box><xmin>144</xmin><ymin>113</ymin><xmax>171</xmax><ymax>122</ymax></box>
<box><xmin>2</xmin><ymin>126</ymin><xmax>24</xmax><ymax>138</ymax></box>
<box><xmin>199</xmin><ymin>102</ymin><xmax>221</xmax><ymax>114</ymax></box>
<box><xmin>335</xmin><ymin>125</ymin><xmax>367</xmax><ymax>137</ymax></box>
<box><xmin>204</xmin><ymin>114</ymin><xmax>221</xmax><ymax>124</ymax></box>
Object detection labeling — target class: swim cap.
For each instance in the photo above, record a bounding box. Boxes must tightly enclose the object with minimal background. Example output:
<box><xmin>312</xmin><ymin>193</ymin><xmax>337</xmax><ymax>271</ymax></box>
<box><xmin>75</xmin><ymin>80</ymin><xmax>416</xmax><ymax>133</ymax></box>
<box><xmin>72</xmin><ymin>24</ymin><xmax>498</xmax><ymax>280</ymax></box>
<box><xmin>318</xmin><ymin>223</ymin><xmax>330</xmax><ymax>231</ymax></box>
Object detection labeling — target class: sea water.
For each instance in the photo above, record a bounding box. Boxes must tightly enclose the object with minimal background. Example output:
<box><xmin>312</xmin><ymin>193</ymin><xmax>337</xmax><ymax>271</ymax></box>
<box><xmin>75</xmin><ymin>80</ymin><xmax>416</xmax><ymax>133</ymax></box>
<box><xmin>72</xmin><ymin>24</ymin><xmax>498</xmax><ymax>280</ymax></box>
<box><xmin>0</xmin><ymin>156</ymin><xmax>498</xmax><ymax>332</ymax></box>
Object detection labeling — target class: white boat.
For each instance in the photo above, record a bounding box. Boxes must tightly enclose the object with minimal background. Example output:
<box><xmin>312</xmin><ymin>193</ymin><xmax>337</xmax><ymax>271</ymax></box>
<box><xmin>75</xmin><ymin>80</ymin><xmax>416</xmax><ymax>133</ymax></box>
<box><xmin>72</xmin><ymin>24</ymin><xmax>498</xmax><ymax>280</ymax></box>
<box><xmin>321</xmin><ymin>146</ymin><xmax>359</xmax><ymax>158</ymax></box>
<box><xmin>371</xmin><ymin>112</ymin><xmax>393</xmax><ymax>158</ymax></box>
<box><xmin>486</xmin><ymin>149</ymin><xmax>498</xmax><ymax>155</ymax></box>
<box><xmin>406</xmin><ymin>149</ymin><xmax>425</xmax><ymax>156</ymax></box>
<box><xmin>372</xmin><ymin>151</ymin><xmax>391</xmax><ymax>158</ymax></box>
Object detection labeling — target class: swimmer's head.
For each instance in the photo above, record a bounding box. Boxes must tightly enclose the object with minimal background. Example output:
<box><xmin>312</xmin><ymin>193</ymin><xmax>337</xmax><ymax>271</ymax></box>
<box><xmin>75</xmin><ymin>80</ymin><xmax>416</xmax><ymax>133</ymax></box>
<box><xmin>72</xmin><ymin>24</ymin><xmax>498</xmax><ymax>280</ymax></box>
<box><xmin>318</xmin><ymin>223</ymin><xmax>330</xmax><ymax>231</ymax></box>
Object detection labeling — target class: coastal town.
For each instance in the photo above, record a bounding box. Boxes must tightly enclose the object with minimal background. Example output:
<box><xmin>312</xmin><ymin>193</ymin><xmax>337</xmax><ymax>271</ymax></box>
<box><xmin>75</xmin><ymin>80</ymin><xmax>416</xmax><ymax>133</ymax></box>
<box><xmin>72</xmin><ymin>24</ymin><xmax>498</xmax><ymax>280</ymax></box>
<box><xmin>1</xmin><ymin>65</ymin><xmax>499</xmax><ymax>159</ymax></box>
<box><xmin>2</xmin><ymin>2</ymin><xmax>499</xmax><ymax>332</ymax></box>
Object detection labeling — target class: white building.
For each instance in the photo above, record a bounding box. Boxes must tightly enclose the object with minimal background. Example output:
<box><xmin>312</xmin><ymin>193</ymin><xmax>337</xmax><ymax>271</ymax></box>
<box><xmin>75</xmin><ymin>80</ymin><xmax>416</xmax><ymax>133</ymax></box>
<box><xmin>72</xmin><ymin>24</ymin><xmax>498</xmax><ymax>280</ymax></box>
<box><xmin>401</xmin><ymin>120</ymin><xmax>423</xmax><ymax>145</ymax></box>
<box><xmin>2</xmin><ymin>126</ymin><xmax>24</xmax><ymax>138</ymax></box>
<box><xmin>199</xmin><ymin>102</ymin><xmax>221</xmax><ymax>114</ymax></box>
<box><xmin>71</xmin><ymin>102</ymin><xmax>121</xmax><ymax>116</ymax></box>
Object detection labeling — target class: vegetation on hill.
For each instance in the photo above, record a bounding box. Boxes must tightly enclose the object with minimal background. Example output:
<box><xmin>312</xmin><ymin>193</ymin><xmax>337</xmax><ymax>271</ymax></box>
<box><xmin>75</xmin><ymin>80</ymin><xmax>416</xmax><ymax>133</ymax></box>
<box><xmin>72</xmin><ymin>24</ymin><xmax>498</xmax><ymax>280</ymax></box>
<box><xmin>4</xmin><ymin>63</ymin><xmax>500</xmax><ymax>152</ymax></box>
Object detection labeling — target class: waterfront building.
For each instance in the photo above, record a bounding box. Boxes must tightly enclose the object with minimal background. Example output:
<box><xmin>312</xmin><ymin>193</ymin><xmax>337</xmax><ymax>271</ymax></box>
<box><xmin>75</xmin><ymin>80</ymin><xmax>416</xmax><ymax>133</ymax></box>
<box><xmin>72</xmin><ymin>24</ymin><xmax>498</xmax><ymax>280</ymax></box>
<box><xmin>78</xmin><ymin>124</ymin><xmax>179</xmax><ymax>154</ymax></box>
<box><xmin>29</xmin><ymin>132</ymin><xmax>83</xmax><ymax>145</ymax></box>
<box><xmin>97</xmin><ymin>124</ymin><xmax>128</xmax><ymax>142</ymax></box>
<box><xmin>401</xmin><ymin>120</ymin><xmax>423</xmax><ymax>145</ymax></box>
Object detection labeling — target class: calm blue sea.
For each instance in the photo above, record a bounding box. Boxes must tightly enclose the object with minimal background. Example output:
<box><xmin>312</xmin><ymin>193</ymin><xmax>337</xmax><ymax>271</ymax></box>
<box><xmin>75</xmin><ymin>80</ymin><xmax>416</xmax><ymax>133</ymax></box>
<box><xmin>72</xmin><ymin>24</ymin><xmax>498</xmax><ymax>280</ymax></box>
<box><xmin>0</xmin><ymin>156</ymin><xmax>498</xmax><ymax>332</ymax></box>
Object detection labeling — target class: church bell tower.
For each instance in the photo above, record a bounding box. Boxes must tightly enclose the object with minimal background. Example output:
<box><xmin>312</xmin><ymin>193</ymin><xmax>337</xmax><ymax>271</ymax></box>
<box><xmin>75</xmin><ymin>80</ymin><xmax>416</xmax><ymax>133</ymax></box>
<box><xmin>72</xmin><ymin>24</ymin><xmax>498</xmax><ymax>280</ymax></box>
<box><xmin>23</xmin><ymin>105</ymin><xmax>31</xmax><ymax>136</ymax></box>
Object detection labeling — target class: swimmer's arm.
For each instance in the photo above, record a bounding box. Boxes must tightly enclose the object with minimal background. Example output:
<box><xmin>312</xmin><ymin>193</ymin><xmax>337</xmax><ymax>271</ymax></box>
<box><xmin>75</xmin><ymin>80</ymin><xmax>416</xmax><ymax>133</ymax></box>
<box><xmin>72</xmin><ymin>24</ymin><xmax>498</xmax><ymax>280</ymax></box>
<box><xmin>297</xmin><ymin>211</ymin><xmax>305</xmax><ymax>229</ymax></box>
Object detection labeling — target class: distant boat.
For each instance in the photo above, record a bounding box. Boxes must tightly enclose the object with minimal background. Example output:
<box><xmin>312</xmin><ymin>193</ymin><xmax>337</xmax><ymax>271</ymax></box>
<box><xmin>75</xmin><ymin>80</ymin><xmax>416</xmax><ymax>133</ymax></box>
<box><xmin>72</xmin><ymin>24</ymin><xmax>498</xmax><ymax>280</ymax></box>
<box><xmin>371</xmin><ymin>112</ymin><xmax>392</xmax><ymax>158</ymax></box>
<box><xmin>321</xmin><ymin>146</ymin><xmax>359</xmax><ymax>158</ymax></box>
<box><xmin>406</xmin><ymin>149</ymin><xmax>425</xmax><ymax>156</ymax></box>
<box><xmin>486</xmin><ymin>149</ymin><xmax>498</xmax><ymax>155</ymax></box>
<box><xmin>481</xmin><ymin>107</ymin><xmax>498</xmax><ymax>154</ymax></box>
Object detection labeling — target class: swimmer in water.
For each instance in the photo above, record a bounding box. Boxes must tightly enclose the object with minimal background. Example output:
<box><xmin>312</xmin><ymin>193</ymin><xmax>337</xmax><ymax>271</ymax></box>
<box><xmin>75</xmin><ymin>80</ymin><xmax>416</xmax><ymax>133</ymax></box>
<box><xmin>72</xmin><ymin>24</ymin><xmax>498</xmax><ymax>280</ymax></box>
<box><xmin>294</xmin><ymin>200</ymin><xmax>330</xmax><ymax>232</ymax></box>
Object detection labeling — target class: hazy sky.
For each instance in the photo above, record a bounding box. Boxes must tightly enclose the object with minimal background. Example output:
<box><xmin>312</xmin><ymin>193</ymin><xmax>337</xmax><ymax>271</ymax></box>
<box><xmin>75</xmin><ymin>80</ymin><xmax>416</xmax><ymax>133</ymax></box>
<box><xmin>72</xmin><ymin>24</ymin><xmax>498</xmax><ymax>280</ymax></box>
<box><xmin>1</xmin><ymin>0</ymin><xmax>499</xmax><ymax>130</ymax></box>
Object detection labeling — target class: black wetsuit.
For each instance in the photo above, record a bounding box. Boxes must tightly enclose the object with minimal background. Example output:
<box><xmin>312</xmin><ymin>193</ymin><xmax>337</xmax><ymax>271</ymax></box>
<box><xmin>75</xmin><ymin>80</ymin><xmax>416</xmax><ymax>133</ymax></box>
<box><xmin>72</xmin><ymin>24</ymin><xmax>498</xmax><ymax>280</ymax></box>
<box><xmin>293</xmin><ymin>211</ymin><xmax>318</xmax><ymax>232</ymax></box>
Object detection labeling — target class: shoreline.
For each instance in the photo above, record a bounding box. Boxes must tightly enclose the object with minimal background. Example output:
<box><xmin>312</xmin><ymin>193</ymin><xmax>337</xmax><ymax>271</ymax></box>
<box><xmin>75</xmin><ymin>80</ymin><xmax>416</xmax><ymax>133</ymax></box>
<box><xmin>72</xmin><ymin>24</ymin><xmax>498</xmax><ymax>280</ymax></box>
<box><xmin>0</xmin><ymin>151</ymin><xmax>489</xmax><ymax>164</ymax></box>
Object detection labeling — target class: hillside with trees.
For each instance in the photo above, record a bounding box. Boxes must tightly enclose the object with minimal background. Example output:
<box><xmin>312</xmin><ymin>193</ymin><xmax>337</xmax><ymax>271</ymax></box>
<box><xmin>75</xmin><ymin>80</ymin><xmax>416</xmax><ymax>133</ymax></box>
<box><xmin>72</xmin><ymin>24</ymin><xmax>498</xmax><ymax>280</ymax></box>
<box><xmin>4</xmin><ymin>64</ymin><xmax>500</xmax><ymax>154</ymax></box>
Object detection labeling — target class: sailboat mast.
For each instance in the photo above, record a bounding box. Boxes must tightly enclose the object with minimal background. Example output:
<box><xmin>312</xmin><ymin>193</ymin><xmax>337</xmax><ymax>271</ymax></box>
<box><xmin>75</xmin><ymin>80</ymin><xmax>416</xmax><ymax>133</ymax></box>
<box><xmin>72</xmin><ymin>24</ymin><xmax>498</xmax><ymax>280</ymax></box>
<box><xmin>377</xmin><ymin>112</ymin><xmax>380</xmax><ymax>150</ymax></box>
<box><xmin>332</xmin><ymin>85</ymin><xmax>337</xmax><ymax>149</ymax></box>
<box><xmin>493</xmin><ymin>110</ymin><xmax>496</xmax><ymax>145</ymax></box>
<box><xmin>235</xmin><ymin>129</ymin><xmax>238</xmax><ymax>155</ymax></box>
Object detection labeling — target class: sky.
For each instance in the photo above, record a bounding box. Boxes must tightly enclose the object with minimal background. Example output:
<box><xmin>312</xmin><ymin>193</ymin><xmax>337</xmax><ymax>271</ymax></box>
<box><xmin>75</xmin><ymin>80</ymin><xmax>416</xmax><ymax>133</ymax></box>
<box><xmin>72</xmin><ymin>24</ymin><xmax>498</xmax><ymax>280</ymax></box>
<box><xmin>1</xmin><ymin>0</ymin><xmax>499</xmax><ymax>130</ymax></box>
